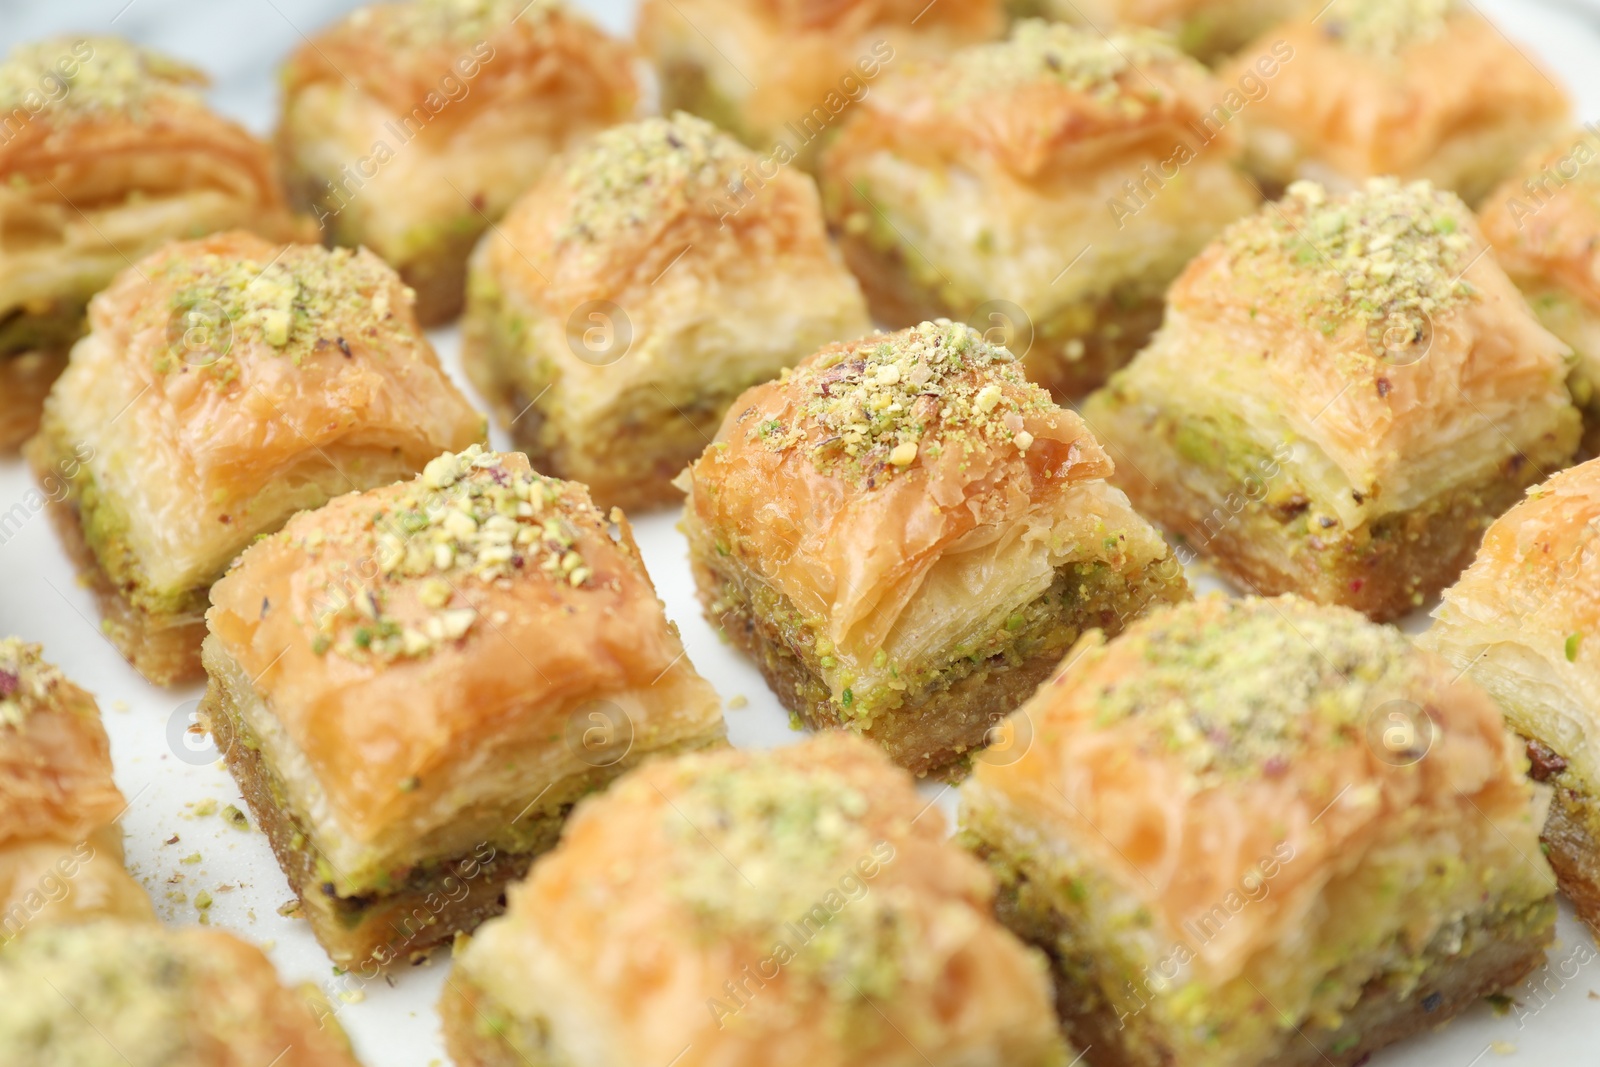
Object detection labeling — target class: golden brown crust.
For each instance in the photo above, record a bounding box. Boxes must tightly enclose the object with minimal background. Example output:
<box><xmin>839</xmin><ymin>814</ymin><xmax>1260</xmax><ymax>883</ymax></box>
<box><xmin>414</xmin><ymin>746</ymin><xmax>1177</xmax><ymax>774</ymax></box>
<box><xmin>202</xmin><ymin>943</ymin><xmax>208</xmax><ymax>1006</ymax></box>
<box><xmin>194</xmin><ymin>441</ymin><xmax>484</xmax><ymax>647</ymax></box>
<box><xmin>0</xmin><ymin>920</ymin><xmax>362</xmax><ymax>1067</ymax></box>
<box><xmin>1480</xmin><ymin>129</ymin><xmax>1600</xmax><ymax>306</ymax></box>
<box><xmin>1225</xmin><ymin>4</ymin><xmax>1569</xmax><ymax>202</ymax></box>
<box><xmin>205</xmin><ymin>446</ymin><xmax>722</xmax><ymax>845</ymax></box>
<box><xmin>446</xmin><ymin>735</ymin><xmax>1070</xmax><ymax>1066</ymax></box>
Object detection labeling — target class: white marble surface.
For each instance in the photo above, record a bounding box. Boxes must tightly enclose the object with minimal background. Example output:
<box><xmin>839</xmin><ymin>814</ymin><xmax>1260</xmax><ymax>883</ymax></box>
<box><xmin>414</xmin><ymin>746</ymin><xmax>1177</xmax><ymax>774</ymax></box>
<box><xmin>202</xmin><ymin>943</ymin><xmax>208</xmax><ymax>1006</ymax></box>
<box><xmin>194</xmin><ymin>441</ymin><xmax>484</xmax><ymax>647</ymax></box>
<box><xmin>4</xmin><ymin>1</ymin><xmax>1600</xmax><ymax>1065</ymax></box>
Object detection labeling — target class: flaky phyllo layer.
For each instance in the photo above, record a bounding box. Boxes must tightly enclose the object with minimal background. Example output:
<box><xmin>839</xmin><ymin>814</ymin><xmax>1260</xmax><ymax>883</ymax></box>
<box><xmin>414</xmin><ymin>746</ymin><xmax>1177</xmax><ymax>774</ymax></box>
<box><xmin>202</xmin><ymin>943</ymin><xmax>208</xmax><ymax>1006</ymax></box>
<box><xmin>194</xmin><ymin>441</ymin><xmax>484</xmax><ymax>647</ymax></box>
<box><xmin>682</xmin><ymin>320</ymin><xmax>1182</xmax><ymax>720</ymax></box>
<box><xmin>962</xmin><ymin>596</ymin><xmax>1556</xmax><ymax>1065</ymax></box>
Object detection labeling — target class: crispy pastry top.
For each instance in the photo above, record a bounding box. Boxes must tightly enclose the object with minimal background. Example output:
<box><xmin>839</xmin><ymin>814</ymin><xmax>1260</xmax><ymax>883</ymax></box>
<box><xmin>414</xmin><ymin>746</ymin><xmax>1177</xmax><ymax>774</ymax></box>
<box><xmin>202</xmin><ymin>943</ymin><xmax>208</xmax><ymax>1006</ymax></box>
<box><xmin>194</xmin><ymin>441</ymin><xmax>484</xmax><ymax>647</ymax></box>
<box><xmin>464</xmin><ymin>734</ymin><xmax>1067</xmax><ymax>1064</ymax></box>
<box><xmin>825</xmin><ymin>19</ymin><xmax>1240</xmax><ymax>180</ymax></box>
<box><xmin>1149</xmin><ymin>179</ymin><xmax>1572</xmax><ymax>515</ymax></box>
<box><xmin>0</xmin><ymin>37</ymin><xmax>300</xmax><ymax>218</ymax></box>
<box><xmin>0</xmin><ymin>638</ymin><xmax>124</xmax><ymax>848</ymax></box>
<box><xmin>0</xmin><ymin>920</ymin><xmax>360</xmax><ymax>1067</ymax></box>
<box><xmin>1431</xmin><ymin>458</ymin><xmax>1600</xmax><ymax>671</ymax></box>
<box><xmin>59</xmin><ymin>230</ymin><xmax>483</xmax><ymax>499</ymax></box>
<box><xmin>488</xmin><ymin>112</ymin><xmax>845</xmax><ymax>309</ymax></box>
<box><xmin>683</xmin><ymin>320</ymin><xmax>1132</xmax><ymax>651</ymax></box>
<box><xmin>1479</xmin><ymin>129</ymin><xmax>1600</xmax><ymax>308</ymax></box>
<box><xmin>282</xmin><ymin>0</ymin><xmax>637</xmax><ymax>132</ymax></box>
<box><xmin>206</xmin><ymin>446</ymin><xmax>716</xmax><ymax>840</ymax></box>
<box><xmin>966</xmin><ymin>594</ymin><xmax>1549</xmax><ymax>979</ymax></box>
<box><xmin>1224</xmin><ymin>0</ymin><xmax>1568</xmax><ymax>175</ymax></box>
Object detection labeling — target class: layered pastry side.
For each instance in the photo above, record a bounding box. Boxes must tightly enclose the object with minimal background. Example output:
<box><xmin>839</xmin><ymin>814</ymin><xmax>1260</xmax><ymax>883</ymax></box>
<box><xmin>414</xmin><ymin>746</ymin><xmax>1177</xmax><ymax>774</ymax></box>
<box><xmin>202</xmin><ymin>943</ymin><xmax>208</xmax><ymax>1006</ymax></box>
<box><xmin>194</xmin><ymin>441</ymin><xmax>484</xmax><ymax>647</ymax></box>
<box><xmin>442</xmin><ymin>734</ymin><xmax>1071</xmax><ymax>1067</ymax></box>
<box><xmin>1480</xmin><ymin>129</ymin><xmax>1600</xmax><ymax>453</ymax></box>
<box><xmin>1225</xmin><ymin>0</ymin><xmax>1569</xmax><ymax>204</ymax></box>
<box><xmin>636</xmin><ymin>0</ymin><xmax>1003</xmax><ymax>172</ymax></box>
<box><xmin>1081</xmin><ymin>178</ymin><xmax>1580</xmax><ymax>621</ymax></box>
<box><xmin>1422</xmin><ymin>458</ymin><xmax>1600</xmax><ymax>941</ymax></box>
<box><xmin>278</xmin><ymin>0</ymin><xmax>639</xmax><ymax>324</ymax></box>
<box><xmin>461</xmin><ymin>112</ymin><xmax>871</xmax><ymax>512</ymax></box>
<box><xmin>0</xmin><ymin>36</ymin><xmax>309</xmax><ymax>449</ymax></box>
<box><xmin>200</xmin><ymin>444</ymin><xmax>726</xmax><ymax>969</ymax></box>
<box><xmin>680</xmin><ymin>320</ymin><xmax>1188</xmax><ymax>777</ymax></box>
<box><xmin>0</xmin><ymin>637</ymin><xmax>153</xmax><ymax>943</ymax></box>
<box><xmin>25</xmin><ymin>231</ymin><xmax>485</xmax><ymax>685</ymax></box>
<box><xmin>820</xmin><ymin>20</ymin><xmax>1260</xmax><ymax>398</ymax></box>
<box><xmin>962</xmin><ymin>595</ymin><xmax>1558</xmax><ymax>1067</ymax></box>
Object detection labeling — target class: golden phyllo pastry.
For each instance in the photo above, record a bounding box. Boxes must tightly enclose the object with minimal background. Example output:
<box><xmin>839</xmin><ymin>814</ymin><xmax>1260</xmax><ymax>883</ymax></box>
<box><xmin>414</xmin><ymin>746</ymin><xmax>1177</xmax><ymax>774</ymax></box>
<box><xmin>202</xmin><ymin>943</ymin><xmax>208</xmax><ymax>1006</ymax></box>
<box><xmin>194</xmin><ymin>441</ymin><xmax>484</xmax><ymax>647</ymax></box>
<box><xmin>636</xmin><ymin>0</ymin><xmax>1002</xmax><ymax>171</ymax></box>
<box><xmin>820</xmin><ymin>20</ymin><xmax>1260</xmax><ymax>398</ymax></box>
<box><xmin>962</xmin><ymin>595</ymin><xmax>1558</xmax><ymax>1067</ymax></box>
<box><xmin>441</xmin><ymin>734</ymin><xmax>1070</xmax><ymax>1067</ymax></box>
<box><xmin>0</xmin><ymin>638</ymin><xmax>153</xmax><ymax>943</ymax></box>
<box><xmin>681</xmin><ymin>321</ymin><xmax>1187</xmax><ymax>777</ymax></box>
<box><xmin>25</xmin><ymin>231</ymin><xmax>485</xmax><ymax>686</ymax></box>
<box><xmin>1422</xmin><ymin>458</ymin><xmax>1600</xmax><ymax>940</ymax></box>
<box><xmin>278</xmin><ymin>0</ymin><xmax>639</xmax><ymax>325</ymax></box>
<box><xmin>462</xmin><ymin>112</ymin><xmax>871</xmax><ymax>512</ymax></box>
<box><xmin>1225</xmin><ymin>0</ymin><xmax>1569</xmax><ymax>205</ymax></box>
<box><xmin>200</xmin><ymin>444</ymin><xmax>725</xmax><ymax>970</ymax></box>
<box><xmin>1081</xmin><ymin>179</ymin><xmax>1580</xmax><ymax>622</ymax></box>
<box><xmin>0</xmin><ymin>919</ymin><xmax>361</xmax><ymax>1067</ymax></box>
<box><xmin>0</xmin><ymin>36</ymin><xmax>309</xmax><ymax>450</ymax></box>
<box><xmin>1016</xmin><ymin>0</ymin><xmax>1308</xmax><ymax>62</ymax></box>
<box><xmin>1479</xmin><ymin>129</ymin><xmax>1600</xmax><ymax>451</ymax></box>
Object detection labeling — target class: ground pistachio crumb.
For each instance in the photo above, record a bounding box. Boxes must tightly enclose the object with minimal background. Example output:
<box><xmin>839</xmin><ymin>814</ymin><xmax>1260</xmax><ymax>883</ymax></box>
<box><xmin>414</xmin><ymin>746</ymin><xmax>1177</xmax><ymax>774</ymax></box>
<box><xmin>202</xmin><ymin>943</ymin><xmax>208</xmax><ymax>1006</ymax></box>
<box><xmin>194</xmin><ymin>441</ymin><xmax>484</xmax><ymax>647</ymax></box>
<box><xmin>0</xmin><ymin>36</ymin><xmax>205</xmax><ymax>121</ymax></box>
<box><xmin>0</xmin><ymin>636</ymin><xmax>68</xmax><ymax>728</ymax></box>
<box><xmin>941</xmin><ymin>19</ymin><xmax>1186</xmax><ymax>111</ymax></box>
<box><xmin>1322</xmin><ymin>0</ymin><xmax>1457</xmax><ymax>57</ymax></box>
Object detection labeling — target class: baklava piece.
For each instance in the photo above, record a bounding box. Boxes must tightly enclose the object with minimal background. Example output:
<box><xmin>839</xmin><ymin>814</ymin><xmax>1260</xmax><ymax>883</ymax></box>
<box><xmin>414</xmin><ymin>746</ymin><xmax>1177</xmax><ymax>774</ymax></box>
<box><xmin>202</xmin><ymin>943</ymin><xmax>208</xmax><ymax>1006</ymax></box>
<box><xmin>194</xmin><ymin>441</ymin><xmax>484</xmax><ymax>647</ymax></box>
<box><xmin>820</xmin><ymin>20</ymin><xmax>1260</xmax><ymax>398</ymax></box>
<box><xmin>681</xmin><ymin>321</ymin><xmax>1187</xmax><ymax>777</ymax></box>
<box><xmin>442</xmin><ymin>734</ymin><xmax>1070</xmax><ymax>1067</ymax></box>
<box><xmin>278</xmin><ymin>0</ymin><xmax>638</xmax><ymax>324</ymax></box>
<box><xmin>0</xmin><ymin>638</ymin><xmax>153</xmax><ymax>943</ymax></box>
<box><xmin>1225</xmin><ymin>0</ymin><xmax>1569</xmax><ymax>204</ymax></box>
<box><xmin>26</xmin><ymin>231</ymin><xmax>485</xmax><ymax>686</ymax></box>
<box><xmin>1014</xmin><ymin>0</ymin><xmax>1307</xmax><ymax>62</ymax></box>
<box><xmin>962</xmin><ymin>595</ymin><xmax>1558</xmax><ymax>1067</ymax></box>
<box><xmin>1422</xmin><ymin>458</ymin><xmax>1600</xmax><ymax>939</ymax></box>
<box><xmin>0</xmin><ymin>920</ymin><xmax>361</xmax><ymax>1067</ymax></box>
<box><xmin>462</xmin><ymin>112</ymin><xmax>871</xmax><ymax>512</ymax></box>
<box><xmin>0</xmin><ymin>36</ymin><xmax>308</xmax><ymax>449</ymax></box>
<box><xmin>636</xmin><ymin>0</ymin><xmax>1002</xmax><ymax>170</ymax></box>
<box><xmin>1480</xmin><ymin>130</ymin><xmax>1600</xmax><ymax>452</ymax></box>
<box><xmin>1081</xmin><ymin>179</ymin><xmax>1580</xmax><ymax>621</ymax></box>
<box><xmin>200</xmin><ymin>444</ymin><xmax>725</xmax><ymax>970</ymax></box>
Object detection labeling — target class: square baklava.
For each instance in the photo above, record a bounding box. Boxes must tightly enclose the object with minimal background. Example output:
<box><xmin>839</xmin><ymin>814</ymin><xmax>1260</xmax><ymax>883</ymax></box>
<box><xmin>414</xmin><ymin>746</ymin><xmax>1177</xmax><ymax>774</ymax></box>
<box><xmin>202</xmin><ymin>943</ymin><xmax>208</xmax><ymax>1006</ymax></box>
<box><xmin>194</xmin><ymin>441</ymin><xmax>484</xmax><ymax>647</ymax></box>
<box><xmin>681</xmin><ymin>320</ymin><xmax>1188</xmax><ymax>777</ymax></box>
<box><xmin>26</xmin><ymin>230</ymin><xmax>486</xmax><ymax>686</ymax></box>
<box><xmin>0</xmin><ymin>36</ymin><xmax>309</xmax><ymax>449</ymax></box>
<box><xmin>1479</xmin><ymin>129</ymin><xmax>1600</xmax><ymax>452</ymax></box>
<box><xmin>278</xmin><ymin>0</ymin><xmax>639</xmax><ymax>324</ymax></box>
<box><xmin>962</xmin><ymin>594</ymin><xmax>1558</xmax><ymax>1067</ymax></box>
<box><xmin>200</xmin><ymin>444</ymin><xmax>726</xmax><ymax>970</ymax></box>
<box><xmin>1224</xmin><ymin>0</ymin><xmax>1569</xmax><ymax>205</ymax></box>
<box><xmin>1015</xmin><ymin>0</ymin><xmax>1308</xmax><ymax>62</ymax></box>
<box><xmin>1081</xmin><ymin>179</ymin><xmax>1581</xmax><ymax>621</ymax></box>
<box><xmin>820</xmin><ymin>20</ymin><xmax>1260</xmax><ymax>398</ymax></box>
<box><xmin>0</xmin><ymin>638</ymin><xmax>154</xmax><ymax>942</ymax></box>
<box><xmin>636</xmin><ymin>0</ymin><xmax>1002</xmax><ymax>172</ymax></box>
<box><xmin>0</xmin><ymin>919</ymin><xmax>361</xmax><ymax>1067</ymax></box>
<box><xmin>442</xmin><ymin>734</ymin><xmax>1070</xmax><ymax>1067</ymax></box>
<box><xmin>1422</xmin><ymin>458</ymin><xmax>1600</xmax><ymax>940</ymax></box>
<box><xmin>461</xmin><ymin>112</ymin><xmax>872</xmax><ymax>512</ymax></box>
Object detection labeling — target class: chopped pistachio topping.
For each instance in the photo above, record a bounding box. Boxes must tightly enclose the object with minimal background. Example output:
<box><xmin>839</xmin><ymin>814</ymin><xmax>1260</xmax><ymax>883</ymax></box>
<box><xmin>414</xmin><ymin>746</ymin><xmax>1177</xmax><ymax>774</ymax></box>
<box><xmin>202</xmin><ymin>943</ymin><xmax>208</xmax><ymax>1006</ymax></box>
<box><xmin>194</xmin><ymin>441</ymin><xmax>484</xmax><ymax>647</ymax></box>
<box><xmin>305</xmin><ymin>445</ymin><xmax>592</xmax><ymax>663</ymax></box>
<box><xmin>348</xmin><ymin>0</ymin><xmax>556</xmax><ymax>45</ymax></box>
<box><xmin>151</xmin><ymin>245</ymin><xmax>408</xmax><ymax>377</ymax></box>
<box><xmin>0</xmin><ymin>37</ymin><xmax>205</xmax><ymax>120</ymax></box>
<box><xmin>1323</xmin><ymin>0</ymin><xmax>1458</xmax><ymax>57</ymax></box>
<box><xmin>1082</xmin><ymin>598</ymin><xmax>1421</xmax><ymax>783</ymax></box>
<box><xmin>754</xmin><ymin>320</ymin><xmax>1048</xmax><ymax>483</ymax></box>
<box><xmin>662</xmin><ymin>755</ymin><xmax>909</xmax><ymax>1003</ymax></box>
<box><xmin>0</xmin><ymin>637</ymin><xmax>67</xmax><ymax>729</ymax></box>
<box><xmin>1223</xmin><ymin>178</ymin><xmax>1476</xmax><ymax>363</ymax></box>
<box><xmin>556</xmin><ymin>112</ymin><xmax>752</xmax><ymax>247</ymax></box>
<box><xmin>941</xmin><ymin>19</ymin><xmax>1185</xmax><ymax>110</ymax></box>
